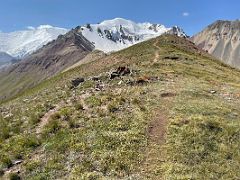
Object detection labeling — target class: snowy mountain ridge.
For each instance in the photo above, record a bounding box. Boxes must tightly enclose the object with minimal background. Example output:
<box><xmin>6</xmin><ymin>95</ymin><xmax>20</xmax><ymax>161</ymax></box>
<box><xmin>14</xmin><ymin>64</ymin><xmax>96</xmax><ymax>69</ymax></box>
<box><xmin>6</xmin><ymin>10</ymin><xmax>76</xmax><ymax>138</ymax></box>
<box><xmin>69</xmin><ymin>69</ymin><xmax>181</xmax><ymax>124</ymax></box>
<box><xmin>0</xmin><ymin>25</ymin><xmax>68</xmax><ymax>58</ymax></box>
<box><xmin>0</xmin><ymin>18</ymin><xmax>187</xmax><ymax>59</ymax></box>
<box><xmin>80</xmin><ymin>18</ymin><xmax>187</xmax><ymax>52</ymax></box>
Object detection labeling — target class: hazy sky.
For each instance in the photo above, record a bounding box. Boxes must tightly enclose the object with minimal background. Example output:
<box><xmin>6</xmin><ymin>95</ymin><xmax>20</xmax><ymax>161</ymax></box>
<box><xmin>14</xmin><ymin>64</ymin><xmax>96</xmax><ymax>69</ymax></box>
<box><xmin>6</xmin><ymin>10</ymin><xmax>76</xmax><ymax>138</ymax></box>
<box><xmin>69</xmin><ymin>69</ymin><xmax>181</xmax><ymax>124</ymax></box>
<box><xmin>0</xmin><ymin>0</ymin><xmax>239</xmax><ymax>35</ymax></box>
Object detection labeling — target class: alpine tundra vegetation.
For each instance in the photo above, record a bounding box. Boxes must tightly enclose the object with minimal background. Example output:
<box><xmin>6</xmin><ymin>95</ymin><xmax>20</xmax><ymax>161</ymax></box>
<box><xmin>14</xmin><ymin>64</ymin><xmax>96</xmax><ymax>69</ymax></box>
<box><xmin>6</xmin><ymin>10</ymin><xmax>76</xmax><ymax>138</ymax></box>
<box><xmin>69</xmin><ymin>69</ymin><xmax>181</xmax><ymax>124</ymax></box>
<box><xmin>1</xmin><ymin>0</ymin><xmax>240</xmax><ymax>179</ymax></box>
<box><xmin>1</xmin><ymin>34</ymin><xmax>240</xmax><ymax>179</ymax></box>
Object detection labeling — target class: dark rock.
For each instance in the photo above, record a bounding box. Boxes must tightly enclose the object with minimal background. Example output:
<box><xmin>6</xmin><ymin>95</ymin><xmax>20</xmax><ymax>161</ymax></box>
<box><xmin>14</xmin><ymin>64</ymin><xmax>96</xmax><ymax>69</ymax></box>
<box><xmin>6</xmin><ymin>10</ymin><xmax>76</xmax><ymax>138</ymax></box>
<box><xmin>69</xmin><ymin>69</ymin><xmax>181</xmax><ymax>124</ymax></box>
<box><xmin>164</xmin><ymin>56</ymin><xmax>179</xmax><ymax>60</ymax></box>
<box><xmin>161</xmin><ymin>92</ymin><xmax>176</xmax><ymax>98</ymax></box>
<box><xmin>135</xmin><ymin>76</ymin><xmax>151</xmax><ymax>84</ymax></box>
<box><xmin>92</xmin><ymin>77</ymin><xmax>99</xmax><ymax>81</ymax></box>
<box><xmin>71</xmin><ymin>78</ymin><xmax>85</xmax><ymax>89</ymax></box>
<box><xmin>95</xmin><ymin>83</ymin><xmax>105</xmax><ymax>91</ymax></box>
<box><xmin>110</xmin><ymin>66</ymin><xmax>131</xmax><ymax>79</ymax></box>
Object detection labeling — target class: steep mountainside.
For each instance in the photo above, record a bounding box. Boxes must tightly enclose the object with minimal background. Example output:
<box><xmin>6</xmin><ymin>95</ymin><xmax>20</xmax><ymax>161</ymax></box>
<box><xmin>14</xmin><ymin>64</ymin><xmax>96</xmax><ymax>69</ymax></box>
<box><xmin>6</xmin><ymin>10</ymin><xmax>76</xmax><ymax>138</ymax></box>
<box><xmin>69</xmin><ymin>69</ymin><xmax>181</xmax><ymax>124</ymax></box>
<box><xmin>0</xmin><ymin>27</ymin><xmax>94</xmax><ymax>101</ymax></box>
<box><xmin>0</xmin><ymin>25</ymin><xmax>68</xmax><ymax>58</ymax></box>
<box><xmin>81</xmin><ymin>18</ymin><xmax>187</xmax><ymax>52</ymax></box>
<box><xmin>192</xmin><ymin>20</ymin><xmax>240</xmax><ymax>68</ymax></box>
<box><xmin>1</xmin><ymin>35</ymin><xmax>240</xmax><ymax>179</ymax></box>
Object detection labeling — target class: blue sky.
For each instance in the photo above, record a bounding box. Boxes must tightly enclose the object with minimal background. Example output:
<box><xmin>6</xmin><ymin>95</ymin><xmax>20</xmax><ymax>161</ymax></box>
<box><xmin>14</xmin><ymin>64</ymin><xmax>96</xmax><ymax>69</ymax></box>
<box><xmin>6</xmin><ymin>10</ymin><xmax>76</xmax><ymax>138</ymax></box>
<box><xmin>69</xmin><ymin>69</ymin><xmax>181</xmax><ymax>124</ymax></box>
<box><xmin>0</xmin><ymin>0</ymin><xmax>239</xmax><ymax>35</ymax></box>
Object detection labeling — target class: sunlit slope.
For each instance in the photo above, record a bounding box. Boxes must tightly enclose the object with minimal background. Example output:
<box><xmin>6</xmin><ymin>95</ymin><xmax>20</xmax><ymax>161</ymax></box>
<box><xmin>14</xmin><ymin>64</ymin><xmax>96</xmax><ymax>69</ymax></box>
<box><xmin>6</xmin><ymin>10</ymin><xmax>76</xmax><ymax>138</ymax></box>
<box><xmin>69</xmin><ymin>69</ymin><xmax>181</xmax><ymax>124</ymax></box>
<box><xmin>1</xmin><ymin>35</ymin><xmax>240</xmax><ymax>179</ymax></box>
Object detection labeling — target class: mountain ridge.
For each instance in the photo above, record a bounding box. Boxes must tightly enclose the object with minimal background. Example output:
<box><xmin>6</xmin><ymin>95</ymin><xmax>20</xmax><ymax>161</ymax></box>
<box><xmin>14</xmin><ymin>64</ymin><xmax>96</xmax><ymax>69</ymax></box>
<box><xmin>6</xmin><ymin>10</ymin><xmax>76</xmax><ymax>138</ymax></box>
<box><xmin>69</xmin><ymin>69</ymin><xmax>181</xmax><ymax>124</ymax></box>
<box><xmin>191</xmin><ymin>19</ymin><xmax>240</xmax><ymax>68</ymax></box>
<box><xmin>0</xmin><ymin>18</ymin><xmax>187</xmax><ymax>59</ymax></box>
<box><xmin>81</xmin><ymin>18</ymin><xmax>187</xmax><ymax>53</ymax></box>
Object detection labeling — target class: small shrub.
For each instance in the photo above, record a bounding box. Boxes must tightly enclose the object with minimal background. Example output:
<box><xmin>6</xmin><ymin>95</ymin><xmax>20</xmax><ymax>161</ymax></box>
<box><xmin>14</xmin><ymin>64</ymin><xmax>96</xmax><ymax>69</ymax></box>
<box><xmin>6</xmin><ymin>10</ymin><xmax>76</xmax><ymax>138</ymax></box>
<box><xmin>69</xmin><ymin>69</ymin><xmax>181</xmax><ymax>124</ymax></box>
<box><xmin>50</xmin><ymin>112</ymin><xmax>61</xmax><ymax>120</ymax></box>
<box><xmin>0</xmin><ymin>155</ymin><xmax>12</xmax><ymax>168</ymax></box>
<box><xmin>24</xmin><ymin>136</ymin><xmax>40</xmax><ymax>148</ymax></box>
<box><xmin>14</xmin><ymin>153</ymin><xmax>23</xmax><ymax>160</ymax></box>
<box><xmin>44</xmin><ymin>103</ymin><xmax>55</xmax><ymax>111</ymax></box>
<box><xmin>86</xmin><ymin>96</ymin><xmax>102</xmax><ymax>107</ymax></box>
<box><xmin>25</xmin><ymin>160</ymin><xmax>41</xmax><ymax>172</ymax></box>
<box><xmin>43</xmin><ymin>119</ymin><xmax>61</xmax><ymax>135</ymax></box>
<box><xmin>0</xmin><ymin>169</ymin><xmax>4</xmax><ymax>176</ymax></box>
<box><xmin>68</xmin><ymin>119</ymin><xmax>79</xmax><ymax>129</ymax></box>
<box><xmin>29</xmin><ymin>113</ymin><xmax>42</xmax><ymax>125</ymax></box>
<box><xmin>9</xmin><ymin>172</ymin><xmax>21</xmax><ymax>180</ymax></box>
<box><xmin>132</xmin><ymin>98</ymin><xmax>141</xmax><ymax>105</ymax></box>
<box><xmin>0</xmin><ymin>126</ymin><xmax>11</xmax><ymax>140</ymax></box>
<box><xmin>59</xmin><ymin>108</ymin><xmax>71</xmax><ymax>121</ymax></box>
<box><xmin>0</xmin><ymin>119</ymin><xmax>11</xmax><ymax>140</ymax></box>
<box><xmin>107</xmin><ymin>101</ymin><xmax>119</xmax><ymax>113</ymax></box>
<box><xmin>74</xmin><ymin>103</ymin><xmax>84</xmax><ymax>110</ymax></box>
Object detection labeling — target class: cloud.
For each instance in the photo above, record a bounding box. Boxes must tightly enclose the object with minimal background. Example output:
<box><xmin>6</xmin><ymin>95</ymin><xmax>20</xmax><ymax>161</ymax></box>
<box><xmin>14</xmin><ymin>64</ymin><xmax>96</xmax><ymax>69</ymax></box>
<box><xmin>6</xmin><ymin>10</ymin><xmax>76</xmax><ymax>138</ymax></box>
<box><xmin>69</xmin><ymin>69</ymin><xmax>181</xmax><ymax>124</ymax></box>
<box><xmin>182</xmin><ymin>12</ymin><xmax>190</xmax><ymax>17</ymax></box>
<box><xmin>27</xmin><ymin>26</ymin><xmax>35</xmax><ymax>30</ymax></box>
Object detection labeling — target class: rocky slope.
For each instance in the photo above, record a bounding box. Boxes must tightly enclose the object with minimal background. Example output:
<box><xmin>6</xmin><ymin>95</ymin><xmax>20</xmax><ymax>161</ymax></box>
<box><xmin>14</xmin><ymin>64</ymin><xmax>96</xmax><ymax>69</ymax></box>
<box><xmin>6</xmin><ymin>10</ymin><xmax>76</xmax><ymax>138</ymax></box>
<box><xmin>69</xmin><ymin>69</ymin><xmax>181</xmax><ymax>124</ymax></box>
<box><xmin>192</xmin><ymin>20</ymin><xmax>240</xmax><ymax>68</ymax></box>
<box><xmin>0</xmin><ymin>27</ymin><xmax>94</xmax><ymax>101</ymax></box>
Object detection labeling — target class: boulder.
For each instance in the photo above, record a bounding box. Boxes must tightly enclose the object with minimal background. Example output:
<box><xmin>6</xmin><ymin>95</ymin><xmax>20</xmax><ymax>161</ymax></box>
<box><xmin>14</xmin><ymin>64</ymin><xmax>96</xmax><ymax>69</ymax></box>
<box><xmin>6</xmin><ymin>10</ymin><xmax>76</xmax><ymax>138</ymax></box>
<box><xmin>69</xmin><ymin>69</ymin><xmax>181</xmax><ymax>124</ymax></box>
<box><xmin>109</xmin><ymin>66</ymin><xmax>131</xmax><ymax>79</ymax></box>
<box><xmin>71</xmin><ymin>78</ymin><xmax>84</xmax><ymax>89</ymax></box>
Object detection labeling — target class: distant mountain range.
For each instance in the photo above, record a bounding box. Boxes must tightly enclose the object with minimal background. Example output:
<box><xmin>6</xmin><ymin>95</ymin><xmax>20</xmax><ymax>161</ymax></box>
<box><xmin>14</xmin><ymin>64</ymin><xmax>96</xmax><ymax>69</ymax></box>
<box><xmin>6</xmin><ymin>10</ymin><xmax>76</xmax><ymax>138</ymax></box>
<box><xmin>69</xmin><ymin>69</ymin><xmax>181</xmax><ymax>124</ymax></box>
<box><xmin>2</xmin><ymin>18</ymin><xmax>240</xmax><ymax>70</ymax></box>
<box><xmin>0</xmin><ymin>25</ymin><xmax>68</xmax><ymax>58</ymax></box>
<box><xmin>192</xmin><ymin>20</ymin><xmax>240</xmax><ymax>68</ymax></box>
<box><xmin>0</xmin><ymin>18</ymin><xmax>186</xmax><ymax>58</ymax></box>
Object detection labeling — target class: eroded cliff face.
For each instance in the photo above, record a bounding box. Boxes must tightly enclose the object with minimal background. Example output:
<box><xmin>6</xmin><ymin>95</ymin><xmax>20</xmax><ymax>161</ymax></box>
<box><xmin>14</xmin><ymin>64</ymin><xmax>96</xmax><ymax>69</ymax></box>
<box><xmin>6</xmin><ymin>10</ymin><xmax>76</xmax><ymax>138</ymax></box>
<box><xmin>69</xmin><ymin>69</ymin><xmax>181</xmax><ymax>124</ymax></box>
<box><xmin>192</xmin><ymin>20</ymin><xmax>240</xmax><ymax>68</ymax></box>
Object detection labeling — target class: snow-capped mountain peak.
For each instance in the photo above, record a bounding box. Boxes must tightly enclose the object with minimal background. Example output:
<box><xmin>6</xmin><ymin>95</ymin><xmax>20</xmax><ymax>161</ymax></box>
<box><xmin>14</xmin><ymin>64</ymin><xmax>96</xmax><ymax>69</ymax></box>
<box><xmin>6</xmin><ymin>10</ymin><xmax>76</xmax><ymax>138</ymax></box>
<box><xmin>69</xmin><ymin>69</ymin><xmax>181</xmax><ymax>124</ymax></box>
<box><xmin>0</xmin><ymin>18</ymin><xmax>187</xmax><ymax>59</ymax></box>
<box><xmin>0</xmin><ymin>25</ymin><xmax>68</xmax><ymax>58</ymax></box>
<box><xmin>80</xmin><ymin>18</ymin><xmax>186</xmax><ymax>53</ymax></box>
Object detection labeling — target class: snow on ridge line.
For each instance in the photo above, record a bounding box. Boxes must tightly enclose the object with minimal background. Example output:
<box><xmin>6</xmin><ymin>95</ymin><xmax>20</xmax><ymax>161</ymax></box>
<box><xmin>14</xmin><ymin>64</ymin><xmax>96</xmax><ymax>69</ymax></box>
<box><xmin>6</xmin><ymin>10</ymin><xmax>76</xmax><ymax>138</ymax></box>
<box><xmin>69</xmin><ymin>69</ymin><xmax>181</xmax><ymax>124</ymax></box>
<box><xmin>0</xmin><ymin>25</ymin><xmax>68</xmax><ymax>58</ymax></box>
<box><xmin>0</xmin><ymin>18</ymin><xmax>187</xmax><ymax>58</ymax></box>
<box><xmin>80</xmin><ymin>18</ymin><xmax>178</xmax><ymax>53</ymax></box>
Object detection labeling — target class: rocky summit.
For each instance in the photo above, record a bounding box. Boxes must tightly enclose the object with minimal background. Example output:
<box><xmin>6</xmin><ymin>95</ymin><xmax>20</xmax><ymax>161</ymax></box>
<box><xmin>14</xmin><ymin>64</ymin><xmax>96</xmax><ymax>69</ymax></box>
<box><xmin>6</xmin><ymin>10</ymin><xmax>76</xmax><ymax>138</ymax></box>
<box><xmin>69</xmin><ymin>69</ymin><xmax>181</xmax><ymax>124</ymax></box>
<box><xmin>192</xmin><ymin>20</ymin><xmax>240</xmax><ymax>68</ymax></box>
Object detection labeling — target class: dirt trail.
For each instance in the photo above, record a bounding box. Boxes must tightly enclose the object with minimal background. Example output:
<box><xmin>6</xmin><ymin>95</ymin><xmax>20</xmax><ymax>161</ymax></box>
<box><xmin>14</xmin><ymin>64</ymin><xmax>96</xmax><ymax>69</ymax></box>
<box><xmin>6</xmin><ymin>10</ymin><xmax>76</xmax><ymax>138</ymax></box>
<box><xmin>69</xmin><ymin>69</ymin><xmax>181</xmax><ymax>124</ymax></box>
<box><xmin>148</xmin><ymin>111</ymin><xmax>167</xmax><ymax>144</ymax></box>
<box><xmin>141</xmin><ymin>108</ymin><xmax>169</xmax><ymax>179</ymax></box>
<box><xmin>36</xmin><ymin>102</ymin><xmax>63</xmax><ymax>134</ymax></box>
<box><xmin>153</xmin><ymin>39</ymin><xmax>161</xmax><ymax>62</ymax></box>
<box><xmin>141</xmin><ymin>40</ymin><xmax>174</xmax><ymax>178</ymax></box>
<box><xmin>36</xmin><ymin>92</ymin><xmax>91</xmax><ymax>134</ymax></box>
<box><xmin>2</xmin><ymin>92</ymin><xmax>92</xmax><ymax>178</ymax></box>
<box><xmin>2</xmin><ymin>103</ymin><xmax>63</xmax><ymax>178</ymax></box>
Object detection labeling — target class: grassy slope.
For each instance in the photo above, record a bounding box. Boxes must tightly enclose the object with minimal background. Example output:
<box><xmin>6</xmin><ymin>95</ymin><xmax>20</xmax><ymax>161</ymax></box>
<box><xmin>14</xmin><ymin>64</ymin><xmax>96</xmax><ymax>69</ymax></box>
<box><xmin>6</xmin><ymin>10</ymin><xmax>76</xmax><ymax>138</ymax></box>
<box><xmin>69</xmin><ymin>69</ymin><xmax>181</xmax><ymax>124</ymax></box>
<box><xmin>1</xmin><ymin>35</ymin><xmax>240</xmax><ymax>179</ymax></box>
